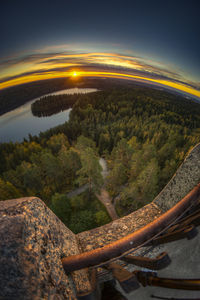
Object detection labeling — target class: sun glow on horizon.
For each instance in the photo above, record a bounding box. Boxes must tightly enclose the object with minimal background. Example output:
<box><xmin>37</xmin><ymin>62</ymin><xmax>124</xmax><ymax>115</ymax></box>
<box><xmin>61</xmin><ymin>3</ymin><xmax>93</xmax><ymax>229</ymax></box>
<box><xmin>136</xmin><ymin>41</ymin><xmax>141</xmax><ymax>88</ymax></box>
<box><xmin>0</xmin><ymin>50</ymin><xmax>199</xmax><ymax>100</ymax></box>
<box><xmin>0</xmin><ymin>70</ymin><xmax>200</xmax><ymax>100</ymax></box>
<box><xmin>72</xmin><ymin>71</ymin><xmax>78</xmax><ymax>77</ymax></box>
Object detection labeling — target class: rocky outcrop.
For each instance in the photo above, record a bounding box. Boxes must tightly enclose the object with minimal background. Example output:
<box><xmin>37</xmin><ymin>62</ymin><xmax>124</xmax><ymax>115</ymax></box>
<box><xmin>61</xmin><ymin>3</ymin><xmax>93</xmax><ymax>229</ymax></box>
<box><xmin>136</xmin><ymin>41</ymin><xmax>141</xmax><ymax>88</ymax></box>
<box><xmin>77</xmin><ymin>202</ymin><xmax>162</xmax><ymax>251</ymax></box>
<box><xmin>153</xmin><ymin>143</ymin><xmax>200</xmax><ymax>211</ymax></box>
<box><xmin>0</xmin><ymin>197</ymin><xmax>91</xmax><ymax>300</ymax></box>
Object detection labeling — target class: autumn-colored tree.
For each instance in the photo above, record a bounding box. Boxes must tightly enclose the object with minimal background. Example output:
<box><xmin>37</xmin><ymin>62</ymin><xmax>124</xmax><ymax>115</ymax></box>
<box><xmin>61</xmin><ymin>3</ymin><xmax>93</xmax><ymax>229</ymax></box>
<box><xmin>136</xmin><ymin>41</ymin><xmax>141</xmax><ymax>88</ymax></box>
<box><xmin>76</xmin><ymin>147</ymin><xmax>103</xmax><ymax>194</ymax></box>
<box><xmin>47</xmin><ymin>133</ymin><xmax>70</xmax><ymax>154</ymax></box>
<box><xmin>0</xmin><ymin>178</ymin><xmax>22</xmax><ymax>200</ymax></box>
<box><xmin>58</xmin><ymin>146</ymin><xmax>81</xmax><ymax>188</ymax></box>
<box><xmin>76</xmin><ymin>135</ymin><xmax>96</xmax><ymax>153</ymax></box>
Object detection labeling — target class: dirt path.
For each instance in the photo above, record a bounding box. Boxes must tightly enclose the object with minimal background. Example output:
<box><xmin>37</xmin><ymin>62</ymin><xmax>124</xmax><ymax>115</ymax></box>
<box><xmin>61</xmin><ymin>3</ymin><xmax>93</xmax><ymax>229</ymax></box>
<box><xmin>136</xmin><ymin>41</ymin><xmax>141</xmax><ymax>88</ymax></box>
<box><xmin>66</xmin><ymin>157</ymin><xmax>119</xmax><ymax>220</ymax></box>
<box><xmin>97</xmin><ymin>158</ymin><xmax>119</xmax><ymax>220</ymax></box>
<box><xmin>96</xmin><ymin>189</ymin><xmax>119</xmax><ymax>220</ymax></box>
<box><xmin>99</xmin><ymin>157</ymin><xmax>109</xmax><ymax>179</ymax></box>
<box><xmin>66</xmin><ymin>184</ymin><xmax>89</xmax><ymax>198</ymax></box>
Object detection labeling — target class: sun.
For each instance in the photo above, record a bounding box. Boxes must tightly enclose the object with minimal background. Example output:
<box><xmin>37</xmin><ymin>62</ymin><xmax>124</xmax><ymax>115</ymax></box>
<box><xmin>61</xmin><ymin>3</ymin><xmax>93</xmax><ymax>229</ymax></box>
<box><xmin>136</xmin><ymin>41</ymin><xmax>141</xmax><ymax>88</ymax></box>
<box><xmin>72</xmin><ymin>71</ymin><xmax>78</xmax><ymax>77</ymax></box>
<box><xmin>71</xmin><ymin>71</ymin><xmax>80</xmax><ymax>80</ymax></box>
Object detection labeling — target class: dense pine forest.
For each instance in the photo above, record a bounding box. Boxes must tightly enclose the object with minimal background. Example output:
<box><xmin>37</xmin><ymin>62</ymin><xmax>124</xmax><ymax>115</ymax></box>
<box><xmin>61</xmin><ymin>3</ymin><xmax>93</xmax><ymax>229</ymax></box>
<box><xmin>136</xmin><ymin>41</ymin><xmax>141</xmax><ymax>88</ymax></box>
<box><xmin>0</xmin><ymin>77</ymin><xmax>132</xmax><ymax>115</ymax></box>
<box><xmin>0</xmin><ymin>86</ymin><xmax>199</xmax><ymax>232</ymax></box>
<box><xmin>31</xmin><ymin>94</ymin><xmax>78</xmax><ymax>117</ymax></box>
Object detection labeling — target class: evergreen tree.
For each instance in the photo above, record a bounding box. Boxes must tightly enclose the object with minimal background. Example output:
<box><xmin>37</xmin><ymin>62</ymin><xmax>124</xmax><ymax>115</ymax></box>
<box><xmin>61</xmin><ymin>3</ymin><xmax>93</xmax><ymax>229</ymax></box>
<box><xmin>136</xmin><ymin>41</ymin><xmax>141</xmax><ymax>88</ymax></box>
<box><xmin>76</xmin><ymin>147</ymin><xmax>103</xmax><ymax>194</ymax></box>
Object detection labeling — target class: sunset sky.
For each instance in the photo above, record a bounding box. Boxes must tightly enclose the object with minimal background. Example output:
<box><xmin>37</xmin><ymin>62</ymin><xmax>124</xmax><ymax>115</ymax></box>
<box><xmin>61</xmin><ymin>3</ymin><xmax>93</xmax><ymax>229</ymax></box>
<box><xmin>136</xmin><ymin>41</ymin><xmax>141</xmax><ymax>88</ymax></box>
<box><xmin>1</xmin><ymin>0</ymin><xmax>200</xmax><ymax>98</ymax></box>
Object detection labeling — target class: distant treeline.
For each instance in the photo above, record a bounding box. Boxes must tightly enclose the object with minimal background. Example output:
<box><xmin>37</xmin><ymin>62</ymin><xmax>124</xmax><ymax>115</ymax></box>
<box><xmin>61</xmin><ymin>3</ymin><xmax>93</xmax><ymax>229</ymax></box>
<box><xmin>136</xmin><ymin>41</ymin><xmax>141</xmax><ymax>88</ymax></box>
<box><xmin>0</xmin><ymin>86</ymin><xmax>199</xmax><ymax>231</ymax></box>
<box><xmin>0</xmin><ymin>78</ymin><xmax>70</xmax><ymax>116</ymax></box>
<box><xmin>0</xmin><ymin>77</ymin><xmax>135</xmax><ymax>116</ymax></box>
<box><xmin>31</xmin><ymin>94</ymin><xmax>85</xmax><ymax>117</ymax></box>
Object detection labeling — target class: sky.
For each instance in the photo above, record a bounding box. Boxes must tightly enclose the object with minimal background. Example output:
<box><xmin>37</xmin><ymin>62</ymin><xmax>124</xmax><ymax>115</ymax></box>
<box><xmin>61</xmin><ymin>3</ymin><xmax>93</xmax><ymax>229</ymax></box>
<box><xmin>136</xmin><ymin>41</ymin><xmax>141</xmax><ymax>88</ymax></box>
<box><xmin>0</xmin><ymin>0</ymin><xmax>200</xmax><ymax>98</ymax></box>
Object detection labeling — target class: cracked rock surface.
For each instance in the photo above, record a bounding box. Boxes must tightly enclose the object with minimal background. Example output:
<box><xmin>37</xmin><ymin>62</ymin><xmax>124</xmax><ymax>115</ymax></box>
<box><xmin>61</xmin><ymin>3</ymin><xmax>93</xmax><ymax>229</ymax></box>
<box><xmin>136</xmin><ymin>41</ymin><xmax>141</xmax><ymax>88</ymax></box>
<box><xmin>154</xmin><ymin>143</ymin><xmax>200</xmax><ymax>211</ymax></box>
<box><xmin>0</xmin><ymin>197</ymin><xmax>90</xmax><ymax>300</ymax></box>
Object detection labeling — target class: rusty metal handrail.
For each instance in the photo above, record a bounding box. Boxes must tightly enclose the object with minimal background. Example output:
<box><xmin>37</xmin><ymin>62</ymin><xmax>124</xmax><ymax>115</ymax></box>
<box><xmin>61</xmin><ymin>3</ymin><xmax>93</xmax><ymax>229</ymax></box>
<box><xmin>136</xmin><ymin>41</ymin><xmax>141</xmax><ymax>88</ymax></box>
<box><xmin>135</xmin><ymin>270</ymin><xmax>200</xmax><ymax>290</ymax></box>
<box><xmin>62</xmin><ymin>184</ymin><xmax>200</xmax><ymax>273</ymax></box>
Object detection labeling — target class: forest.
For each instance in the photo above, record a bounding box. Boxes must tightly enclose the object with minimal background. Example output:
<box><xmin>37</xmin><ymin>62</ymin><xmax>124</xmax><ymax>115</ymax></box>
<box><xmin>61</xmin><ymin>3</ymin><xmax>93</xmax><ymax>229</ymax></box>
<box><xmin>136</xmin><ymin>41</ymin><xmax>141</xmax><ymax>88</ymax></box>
<box><xmin>0</xmin><ymin>77</ymin><xmax>129</xmax><ymax>116</ymax></box>
<box><xmin>31</xmin><ymin>94</ymin><xmax>79</xmax><ymax>117</ymax></box>
<box><xmin>0</xmin><ymin>86</ymin><xmax>199</xmax><ymax>232</ymax></box>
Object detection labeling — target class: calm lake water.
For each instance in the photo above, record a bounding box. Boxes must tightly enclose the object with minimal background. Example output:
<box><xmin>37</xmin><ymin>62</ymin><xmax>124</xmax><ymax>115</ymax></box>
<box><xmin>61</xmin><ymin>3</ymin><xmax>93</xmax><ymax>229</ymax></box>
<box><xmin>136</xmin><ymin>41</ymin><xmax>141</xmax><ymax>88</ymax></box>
<box><xmin>0</xmin><ymin>88</ymin><xmax>98</xmax><ymax>143</ymax></box>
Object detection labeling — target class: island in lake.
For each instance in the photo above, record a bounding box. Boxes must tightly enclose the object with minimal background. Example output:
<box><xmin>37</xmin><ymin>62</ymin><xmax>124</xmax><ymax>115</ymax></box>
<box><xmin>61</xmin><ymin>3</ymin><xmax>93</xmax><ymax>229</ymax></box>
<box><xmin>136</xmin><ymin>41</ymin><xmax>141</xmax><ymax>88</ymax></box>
<box><xmin>0</xmin><ymin>80</ymin><xmax>199</xmax><ymax>233</ymax></box>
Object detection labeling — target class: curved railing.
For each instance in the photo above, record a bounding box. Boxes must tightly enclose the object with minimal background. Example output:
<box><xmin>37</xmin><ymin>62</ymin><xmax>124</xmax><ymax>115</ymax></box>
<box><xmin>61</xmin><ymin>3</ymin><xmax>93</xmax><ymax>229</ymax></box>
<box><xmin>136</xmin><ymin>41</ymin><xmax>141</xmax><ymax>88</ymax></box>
<box><xmin>62</xmin><ymin>183</ymin><xmax>200</xmax><ymax>273</ymax></box>
<box><xmin>1</xmin><ymin>144</ymin><xmax>200</xmax><ymax>299</ymax></box>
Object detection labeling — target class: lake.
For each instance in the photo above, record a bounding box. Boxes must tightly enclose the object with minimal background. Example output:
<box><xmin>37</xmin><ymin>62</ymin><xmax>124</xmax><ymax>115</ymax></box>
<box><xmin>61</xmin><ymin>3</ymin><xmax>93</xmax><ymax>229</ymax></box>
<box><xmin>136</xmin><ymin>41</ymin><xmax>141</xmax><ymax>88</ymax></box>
<box><xmin>0</xmin><ymin>88</ymin><xmax>98</xmax><ymax>143</ymax></box>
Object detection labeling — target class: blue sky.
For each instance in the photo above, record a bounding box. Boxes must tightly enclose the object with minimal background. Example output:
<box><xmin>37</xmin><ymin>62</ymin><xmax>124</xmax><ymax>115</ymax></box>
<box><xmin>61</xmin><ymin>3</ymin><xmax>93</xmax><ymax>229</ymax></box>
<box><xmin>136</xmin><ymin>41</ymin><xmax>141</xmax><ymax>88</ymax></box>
<box><xmin>0</xmin><ymin>0</ymin><xmax>200</xmax><ymax>95</ymax></box>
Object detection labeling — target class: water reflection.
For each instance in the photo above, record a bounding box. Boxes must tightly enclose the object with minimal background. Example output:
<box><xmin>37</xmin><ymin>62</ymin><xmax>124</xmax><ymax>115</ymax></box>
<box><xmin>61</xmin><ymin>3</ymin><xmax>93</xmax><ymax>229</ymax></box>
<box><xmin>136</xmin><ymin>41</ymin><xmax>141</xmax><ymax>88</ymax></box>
<box><xmin>0</xmin><ymin>88</ymin><xmax>98</xmax><ymax>143</ymax></box>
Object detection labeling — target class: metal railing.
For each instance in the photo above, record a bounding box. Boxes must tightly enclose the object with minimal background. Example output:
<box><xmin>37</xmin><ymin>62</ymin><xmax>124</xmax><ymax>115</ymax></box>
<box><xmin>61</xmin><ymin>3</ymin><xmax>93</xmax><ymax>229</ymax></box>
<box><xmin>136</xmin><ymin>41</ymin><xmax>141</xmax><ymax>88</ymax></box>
<box><xmin>62</xmin><ymin>183</ymin><xmax>200</xmax><ymax>273</ymax></box>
